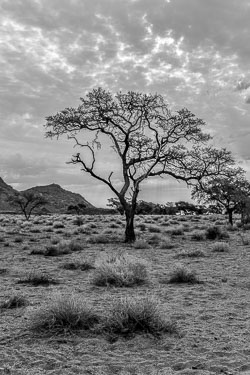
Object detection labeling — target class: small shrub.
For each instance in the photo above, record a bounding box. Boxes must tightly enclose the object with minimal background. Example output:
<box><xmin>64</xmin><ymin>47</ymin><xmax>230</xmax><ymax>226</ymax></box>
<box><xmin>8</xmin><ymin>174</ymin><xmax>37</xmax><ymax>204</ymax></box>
<box><xmin>211</xmin><ymin>242</ymin><xmax>230</xmax><ymax>253</ymax></box>
<box><xmin>137</xmin><ymin>223</ymin><xmax>146</xmax><ymax>231</ymax></box>
<box><xmin>30</xmin><ymin>228</ymin><xmax>41</xmax><ymax>233</ymax></box>
<box><xmin>14</xmin><ymin>236</ymin><xmax>24</xmax><ymax>243</ymax></box>
<box><xmin>167</xmin><ymin>226</ymin><xmax>184</xmax><ymax>236</ymax></box>
<box><xmin>191</xmin><ymin>230</ymin><xmax>205</xmax><ymax>241</ymax></box>
<box><xmin>205</xmin><ymin>225</ymin><xmax>229</xmax><ymax>240</ymax></box>
<box><xmin>159</xmin><ymin>238</ymin><xmax>175</xmax><ymax>249</ymax></box>
<box><xmin>30</xmin><ymin>295</ymin><xmax>100</xmax><ymax>334</ymax></box>
<box><xmin>45</xmin><ymin>240</ymin><xmax>82</xmax><ymax>256</ymax></box>
<box><xmin>148</xmin><ymin>234</ymin><xmax>161</xmax><ymax>244</ymax></box>
<box><xmin>61</xmin><ymin>261</ymin><xmax>95</xmax><ymax>271</ymax></box>
<box><xmin>1</xmin><ymin>295</ymin><xmax>28</xmax><ymax>309</ymax></box>
<box><xmin>101</xmin><ymin>296</ymin><xmax>177</xmax><ymax>337</ymax></box>
<box><xmin>53</xmin><ymin>221</ymin><xmax>65</xmax><ymax>229</ymax></box>
<box><xmin>92</xmin><ymin>253</ymin><xmax>148</xmax><ymax>287</ymax></box>
<box><xmin>147</xmin><ymin>225</ymin><xmax>161</xmax><ymax>233</ymax></box>
<box><xmin>73</xmin><ymin>217</ymin><xmax>84</xmax><ymax>226</ymax></box>
<box><xmin>176</xmin><ymin>249</ymin><xmax>205</xmax><ymax>258</ymax></box>
<box><xmin>51</xmin><ymin>237</ymin><xmax>60</xmax><ymax>244</ymax></box>
<box><xmin>17</xmin><ymin>271</ymin><xmax>58</xmax><ymax>286</ymax></box>
<box><xmin>30</xmin><ymin>248</ymin><xmax>46</xmax><ymax>255</ymax></box>
<box><xmin>239</xmin><ymin>234</ymin><xmax>250</xmax><ymax>245</ymax></box>
<box><xmin>89</xmin><ymin>234</ymin><xmax>109</xmax><ymax>244</ymax></box>
<box><xmin>168</xmin><ymin>264</ymin><xmax>201</xmax><ymax>284</ymax></box>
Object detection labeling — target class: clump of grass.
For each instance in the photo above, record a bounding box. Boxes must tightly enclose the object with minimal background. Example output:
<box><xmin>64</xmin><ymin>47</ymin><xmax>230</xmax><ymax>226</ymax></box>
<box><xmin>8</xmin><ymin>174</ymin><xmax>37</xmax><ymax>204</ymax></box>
<box><xmin>44</xmin><ymin>240</ymin><xmax>82</xmax><ymax>256</ymax></box>
<box><xmin>0</xmin><ymin>236</ymin><xmax>5</xmax><ymax>243</ymax></box>
<box><xmin>133</xmin><ymin>239</ymin><xmax>150</xmax><ymax>249</ymax></box>
<box><xmin>14</xmin><ymin>236</ymin><xmax>24</xmax><ymax>243</ymax></box>
<box><xmin>176</xmin><ymin>249</ymin><xmax>205</xmax><ymax>258</ymax></box>
<box><xmin>167</xmin><ymin>226</ymin><xmax>184</xmax><ymax>236</ymax></box>
<box><xmin>147</xmin><ymin>225</ymin><xmax>161</xmax><ymax>233</ymax></box>
<box><xmin>101</xmin><ymin>295</ymin><xmax>178</xmax><ymax>338</ymax></box>
<box><xmin>88</xmin><ymin>234</ymin><xmax>110</xmax><ymax>244</ymax></box>
<box><xmin>191</xmin><ymin>230</ymin><xmax>205</xmax><ymax>241</ymax></box>
<box><xmin>211</xmin><ymin>242</ymin><xmax>230</xmax><ymax>252</ymax></box>
<box><xmin>168</xmin><ymin>264</ymin><xmax>201</xmax><ymax>284</ymax></box>
<box><xmin>239</xmin><ymin>233</ymin><xmax>250</xmax><ymax>245</ymax></box>
<box><xmin>53</xmin><ymin>221</ymin><xmax>65</xmax><ymax>229</ymax></box>
<box><xmin>148</xmin><ymin>234</ymin><xmax>161</xmax><ymax>245</ymax></box>
<box><xmin>61</xmin><ymin>260</ymin><xmax>95</xmax><ymax>271</ymax></box>
<box><xmin>137</xmin><ymin>223</ymin><xmax>146</xmax><ymax>231</ymax></box>
<box><xmin>1</xmin><ymin>295</ymin><xmax>28</xmax><ymax>309</ymax></box>
<box><xmin>205</xmin><ymin>225</ymin><xmax>229</xmax><ymax>240</ymax></box>
<box><xmin>17</xmin><ymin>271</ymin><xmax>58</xmax><ymax>286</ymax></box>
<box><xmin>73</xmin><ymin>217</ymin><xmax>84</xmax><ymax>226</ymax></box>
<box><xmin>159</xmin><ymin>238</ymin><xmax>174</xmax><ymax>249</ymax></box>
<box><xmin>92</xmin><ymin>253</ymin><xmax>148</xmax><ymax>287</ymax></box>
<box><xmin>30</xmin><ymin>295</ymin><xmax>100</xmax><ymax>334</ymax></box>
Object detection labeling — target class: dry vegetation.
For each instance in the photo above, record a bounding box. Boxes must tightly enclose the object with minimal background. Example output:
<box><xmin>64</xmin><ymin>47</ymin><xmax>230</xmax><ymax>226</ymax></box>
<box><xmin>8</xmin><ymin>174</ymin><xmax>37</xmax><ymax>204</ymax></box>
<box><xmin>1</xmin><ymin>213</ymin><xmax>250</xmax><ymax>374</ymax></box>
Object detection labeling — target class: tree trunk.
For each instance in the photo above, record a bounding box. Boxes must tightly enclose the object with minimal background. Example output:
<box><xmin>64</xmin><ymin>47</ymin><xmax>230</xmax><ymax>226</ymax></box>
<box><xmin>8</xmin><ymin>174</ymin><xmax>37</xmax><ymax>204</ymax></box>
<box><xmin>125</xmin><ymin>210</ymin><xmax>136</xmax><ymax>243</ymax></box>
<box><xmin>227</xmin><ymin>208</ymin><xmax>233</xmax><ymax>226</ymax></box>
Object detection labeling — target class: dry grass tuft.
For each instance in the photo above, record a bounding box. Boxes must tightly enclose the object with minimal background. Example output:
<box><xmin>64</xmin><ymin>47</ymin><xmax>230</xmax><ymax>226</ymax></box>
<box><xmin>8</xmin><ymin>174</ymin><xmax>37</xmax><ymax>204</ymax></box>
<box><xmin>92</xmin><ymin>253</ymin><xmax>148</xmax><ymax>287</ymax></box>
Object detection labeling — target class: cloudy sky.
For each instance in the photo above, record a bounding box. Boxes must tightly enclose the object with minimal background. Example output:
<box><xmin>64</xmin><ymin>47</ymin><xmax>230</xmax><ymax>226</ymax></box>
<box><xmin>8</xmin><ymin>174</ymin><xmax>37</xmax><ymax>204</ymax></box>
<box><xmin>1</xmin><ymin>0</ymin><xmax>250</xmax><ymax>207</ymax></box>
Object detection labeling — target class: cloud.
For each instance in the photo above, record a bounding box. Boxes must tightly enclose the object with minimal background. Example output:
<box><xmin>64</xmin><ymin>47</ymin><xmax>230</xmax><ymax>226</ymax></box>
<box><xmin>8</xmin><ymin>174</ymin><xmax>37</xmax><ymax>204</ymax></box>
<box><xmin>1</xmin><ymin>0</ymin><xmax>250</xmax><ymax>205</ymax></box>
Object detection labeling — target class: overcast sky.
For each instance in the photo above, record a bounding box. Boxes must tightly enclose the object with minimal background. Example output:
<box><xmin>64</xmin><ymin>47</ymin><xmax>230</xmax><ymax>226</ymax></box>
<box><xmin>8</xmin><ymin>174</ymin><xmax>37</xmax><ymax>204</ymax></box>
<box><xmin>1</xmin><ymin>0</ymin><xmax>250</xmax><ymax>207</ymax></box>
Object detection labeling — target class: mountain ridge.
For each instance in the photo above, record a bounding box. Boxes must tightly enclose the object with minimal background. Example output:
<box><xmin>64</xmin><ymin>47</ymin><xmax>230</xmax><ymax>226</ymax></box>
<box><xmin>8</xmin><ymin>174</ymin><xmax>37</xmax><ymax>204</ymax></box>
<box><xmin>0</xmin><ymin>177</ymin><xmax>95</xmax><ymax>213</ymax></box>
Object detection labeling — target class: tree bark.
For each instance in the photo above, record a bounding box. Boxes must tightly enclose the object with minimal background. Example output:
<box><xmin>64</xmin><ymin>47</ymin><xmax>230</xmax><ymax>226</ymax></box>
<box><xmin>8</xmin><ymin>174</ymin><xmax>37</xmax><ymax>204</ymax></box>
<box><xmin>125</xmin><ymin>210</ymin><xmax>136</xmax><ymax>242</ymax></box>
<box><xmin>227</xmin><ymin>208</ymin><xmax>233</xmax><ymax>225</ymax></box>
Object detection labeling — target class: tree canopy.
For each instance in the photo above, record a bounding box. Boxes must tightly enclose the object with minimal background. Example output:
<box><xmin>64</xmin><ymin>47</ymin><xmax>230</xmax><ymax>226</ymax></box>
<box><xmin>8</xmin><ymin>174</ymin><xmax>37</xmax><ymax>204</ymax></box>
<box><xmin>45</xmin><ymin>88</ymin><xmax>235</xmax><ymax>241</ymax></box>
<box><xmin>192</xmin><ymin>167</ymin><xmax>250</xmax><ymax>225</ymax></box>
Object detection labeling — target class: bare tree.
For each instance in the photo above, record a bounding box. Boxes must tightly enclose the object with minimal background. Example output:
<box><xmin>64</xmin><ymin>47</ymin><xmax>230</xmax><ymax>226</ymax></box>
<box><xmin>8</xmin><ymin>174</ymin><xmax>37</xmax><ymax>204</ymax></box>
<box><xmin>45</xmin><ymin>88</ymin><xmax>234</xmax><ymax>242</ymax></box>
<box><xmin>192</xmin><ymin>167</ymin><xmax>250</xmax><ymax>225</ymax></box>
<box><xmin>8</xmin><ymin>192</ymin><xmax>48</xmax><ymax>220</ymax></box>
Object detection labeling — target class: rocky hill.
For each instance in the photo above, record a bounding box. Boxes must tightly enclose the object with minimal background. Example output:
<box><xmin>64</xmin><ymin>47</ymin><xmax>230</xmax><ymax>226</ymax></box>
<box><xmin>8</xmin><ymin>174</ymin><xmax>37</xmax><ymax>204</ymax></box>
<box><xmin>23</xmin><ymin>183</ymin><xmax>94</xmax><ymax>213</ymax></box>
<box><xmin>0</xmin><ymin>177</ymin><xmax>19</xmax><ymax>211</ymax></box>
<box><xmin>0</xmin><ymin>178</ymin><xmax>94</xmax><ymax>214</ymax></box>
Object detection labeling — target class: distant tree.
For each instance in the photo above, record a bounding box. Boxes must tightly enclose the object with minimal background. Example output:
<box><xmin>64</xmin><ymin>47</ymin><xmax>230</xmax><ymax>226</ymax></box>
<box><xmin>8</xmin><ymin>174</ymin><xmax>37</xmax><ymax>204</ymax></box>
<box><xmin>107</xmin><ymin>197</ymin><xmax>125</xmax><ymax>215</ymax></box>
<box><xmin>8</xmin><ymin>192</ymin><xmax>48</xmax><ymax>220</ymax></box>
<box><xmin>67</xmin><ymin>203</ymin><xmax>86</xmax><ymax>215</ymax></box>
<box><xmin>45</xmin><ymin>88</ymin><xmax>235</xmax><ymax>242</ymax></box>
<box><xmin>175</xmin><ymin>201</ymin><xmax>199</xmax><ymax>215</ymax></box>
<box><xmin>192</xmin><ymin>168</ymin><xmax>250</xmax><ymax>225</ymax></box>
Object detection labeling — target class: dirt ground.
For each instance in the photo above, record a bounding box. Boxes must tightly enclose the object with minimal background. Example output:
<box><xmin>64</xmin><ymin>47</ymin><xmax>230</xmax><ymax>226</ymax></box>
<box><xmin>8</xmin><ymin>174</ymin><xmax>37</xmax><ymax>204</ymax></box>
<box><xmin>1</xmin><ymin>213</ymin><xmax>250</xmax><ymax>375</ymax></box>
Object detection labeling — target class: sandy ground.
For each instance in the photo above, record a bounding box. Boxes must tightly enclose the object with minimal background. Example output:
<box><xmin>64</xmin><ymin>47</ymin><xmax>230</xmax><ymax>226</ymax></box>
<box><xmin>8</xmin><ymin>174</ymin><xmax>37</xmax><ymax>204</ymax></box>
<box><xmin>1</xmin><ymin>214</ymin><xmax>250</xmax><ymax>375</ymax></box>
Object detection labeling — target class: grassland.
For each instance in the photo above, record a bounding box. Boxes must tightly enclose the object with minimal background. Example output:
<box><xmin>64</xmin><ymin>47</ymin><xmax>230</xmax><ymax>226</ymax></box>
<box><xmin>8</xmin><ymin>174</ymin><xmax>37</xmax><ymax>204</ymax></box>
<box><xmin>0</xmin><ymin>213</ymin><xmax>250</xmax><ymax>374</ymax></box>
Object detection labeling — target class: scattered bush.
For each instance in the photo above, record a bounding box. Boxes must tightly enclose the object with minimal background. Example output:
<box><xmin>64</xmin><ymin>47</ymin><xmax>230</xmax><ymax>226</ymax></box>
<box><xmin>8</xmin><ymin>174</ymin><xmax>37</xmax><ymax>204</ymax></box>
<box><xmin>211</xmin><ymin>242</ymin><xmax>230</xmax><ymax>253</ymax></box>
<box><xmin>167</xmin><ymin>226</ymin><xmax>184</xmax><ymax>236</ymax></box>
<box><xmin>137</xmin><ymin>223</ymin><xmax>146</xmax><ymax>231</ymax></box>
<box><xmin>101</xmin><ymin>295</ymin><xmax>178</xmax><ymax>337</ymax></box>
<box><xmin>88</xmin><ymin>234</ymin><xmax>110</xmax><ymax>244</ymax></box>
<box><xmin>191</xmin><ymin>230</ymin><xmax>205</xmax><ymax>241</ymax></box>
<box><xmin>92</xmin><ymin>253</ymin><xmax>148</xmax><ymax>287</ymax></box>
<box><xmin>17</xmin><ymin>271</ymin><xmax>58</xmax><ymax>286</ymax></box>
<box><xmin>44</xmin><ymin>240</ymin><xmax>82</xmax><ymax>256</ymax></box>
<box><xmin>61</xmin><ymin>260</ymin><xmax>95</xmax><ymax>271</ymax></box>
<box><xmin>168</xmin><ymin>264</ymin><xmax>201</xmax><ymax>284</ymax></box>
<box><xmin>205</xmin><ymin>225</ymin><xmax>229</xmax><ymax>240</ymax></box>
<box><xmin>159</xmin><ymin>238</ymin><xmax>175</xmax><ymax>249</ymax></box>
<box><xmin>73</xmin><ymin>217</ymin><xmax>84</xmax><ymax>226</ymax></box>
<box><xmin>14</xmin><ymin>236</ymin><xmax>24</xmax><ymax>243</ymax></box>
<box><xmin>176</xmin><ymin>249</ymin><xmax>205</xmax><ymax>258</ymax></box>
<box><xmin>30</xmin><ymin>295</ymin><xmax>100</xmax><ymax>334</ymax></box>
<box><xmin>147</xmin><ymin>225</ymin><xmax>161</xmax><ymax>233</ymax></box>
<box><xmin>1</xmin><ymin>295</ymin><xmax>28</xmax><ymax>309</ymax></box>
<box><xmin>239</xmin><ymin>234</ymin><xmax>250</xmax><ymax>245</ymax></box>
<box><xmin>53</xmin><ymin>221</ymin><xmax>65</xmax><ymax>229</ymax></box>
